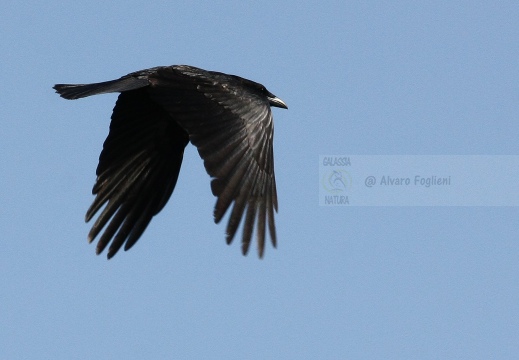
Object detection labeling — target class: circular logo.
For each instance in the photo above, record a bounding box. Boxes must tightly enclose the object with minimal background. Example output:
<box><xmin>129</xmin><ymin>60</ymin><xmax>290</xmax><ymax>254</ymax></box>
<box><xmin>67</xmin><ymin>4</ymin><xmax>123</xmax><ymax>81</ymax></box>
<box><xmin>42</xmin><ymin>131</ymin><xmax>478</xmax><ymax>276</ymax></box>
<box><xmin>321</xmin><ymin>169</ymin><xmax>352</xmax><ymax>193</ymax></box>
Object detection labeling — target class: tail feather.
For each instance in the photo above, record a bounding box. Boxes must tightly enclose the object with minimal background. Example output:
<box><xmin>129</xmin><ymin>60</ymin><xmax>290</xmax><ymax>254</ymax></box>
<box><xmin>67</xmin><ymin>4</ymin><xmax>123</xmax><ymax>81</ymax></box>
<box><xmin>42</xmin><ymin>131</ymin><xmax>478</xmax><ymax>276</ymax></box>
<box><xmin>53</xmin><ymin>76</ymin><xmax>150</xmax><ymax>100</ymax></box>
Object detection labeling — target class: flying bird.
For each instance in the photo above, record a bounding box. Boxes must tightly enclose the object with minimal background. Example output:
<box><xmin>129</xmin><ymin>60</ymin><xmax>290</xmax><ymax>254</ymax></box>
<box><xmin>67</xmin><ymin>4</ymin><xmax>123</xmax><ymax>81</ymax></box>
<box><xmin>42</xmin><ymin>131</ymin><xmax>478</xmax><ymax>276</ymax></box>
<box><xmin>53</xmin><ymin>65</ymin><xmax>287</xmax><ymax>259</ymax></box>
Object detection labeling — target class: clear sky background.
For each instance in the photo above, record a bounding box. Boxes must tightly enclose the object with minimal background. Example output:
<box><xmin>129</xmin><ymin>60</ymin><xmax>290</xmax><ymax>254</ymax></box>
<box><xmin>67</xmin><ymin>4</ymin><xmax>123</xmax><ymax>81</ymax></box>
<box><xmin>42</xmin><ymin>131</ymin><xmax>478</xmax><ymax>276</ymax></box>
<box><xmin>2</xmin><ymin>1</ymin><xmax>519</xmax><ymax>359</ymax></box>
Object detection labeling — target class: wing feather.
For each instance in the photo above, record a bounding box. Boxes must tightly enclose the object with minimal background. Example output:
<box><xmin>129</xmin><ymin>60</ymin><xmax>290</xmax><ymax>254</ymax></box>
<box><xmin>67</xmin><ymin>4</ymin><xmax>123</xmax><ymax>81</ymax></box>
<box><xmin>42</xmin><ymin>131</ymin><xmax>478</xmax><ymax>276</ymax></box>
<box><xmin>148</xmin><ymin>66</ymin><xmax>278</xmax><ymax>257</ymax></box>
<box><xmin>86</xmin><ymin>88</ymin><xmax>189</xmax><ymax>258</ymax></box>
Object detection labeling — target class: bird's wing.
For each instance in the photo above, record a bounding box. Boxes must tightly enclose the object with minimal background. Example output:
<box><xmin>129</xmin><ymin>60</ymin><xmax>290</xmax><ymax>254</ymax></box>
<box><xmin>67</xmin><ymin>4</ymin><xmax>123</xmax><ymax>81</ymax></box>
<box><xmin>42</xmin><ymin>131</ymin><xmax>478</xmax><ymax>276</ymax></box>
<box><xmin>147</xmin><ymin>66</ymin><xmax>278</xmax><ymax>257</ymax></box>
<box><xmin>86</xmin><ymin>88</ymin><xmax>189</xmax><ymax>259</ymax></box>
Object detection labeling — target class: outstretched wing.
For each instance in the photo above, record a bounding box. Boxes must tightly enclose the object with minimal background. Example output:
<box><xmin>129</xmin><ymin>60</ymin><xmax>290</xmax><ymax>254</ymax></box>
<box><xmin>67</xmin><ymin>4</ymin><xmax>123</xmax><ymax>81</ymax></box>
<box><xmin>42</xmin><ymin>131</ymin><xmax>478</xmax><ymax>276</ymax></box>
<box><xmin>86</xmin><ymin>88</ymin><xmax>189</xmax><ymax>258</ymax></box>
<box><xmin>148</xmin><ymin>66</ymin><xmax>278</xmax><ymax>257</ymax></box>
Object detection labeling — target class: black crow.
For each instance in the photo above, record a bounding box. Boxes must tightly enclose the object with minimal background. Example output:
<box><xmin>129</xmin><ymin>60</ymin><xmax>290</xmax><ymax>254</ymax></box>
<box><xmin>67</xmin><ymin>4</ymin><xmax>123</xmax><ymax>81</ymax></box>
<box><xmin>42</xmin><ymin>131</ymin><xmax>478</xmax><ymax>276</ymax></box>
<box><xmin>53</xmin><ymin>65</ymin><xmax>287</xmax><ymax>259</ymax></box>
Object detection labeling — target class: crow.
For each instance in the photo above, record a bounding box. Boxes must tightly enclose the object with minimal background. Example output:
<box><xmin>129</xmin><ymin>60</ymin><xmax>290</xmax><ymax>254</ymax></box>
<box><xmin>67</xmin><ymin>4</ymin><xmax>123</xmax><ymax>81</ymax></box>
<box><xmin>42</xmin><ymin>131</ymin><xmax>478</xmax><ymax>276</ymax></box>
<box><xmin>53</xmin><ymin>65</ymin><xmax>287</xmax><ymax>259</ymax></box>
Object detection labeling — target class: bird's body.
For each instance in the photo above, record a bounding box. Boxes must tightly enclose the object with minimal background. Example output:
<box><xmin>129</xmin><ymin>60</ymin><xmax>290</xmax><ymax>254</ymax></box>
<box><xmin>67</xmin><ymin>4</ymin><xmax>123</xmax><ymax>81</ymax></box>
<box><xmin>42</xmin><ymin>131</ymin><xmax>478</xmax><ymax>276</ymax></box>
<box><xmin>54</xmin><ymin>65</ymin><xmax>286</xmax><ymax>259</ymax></box>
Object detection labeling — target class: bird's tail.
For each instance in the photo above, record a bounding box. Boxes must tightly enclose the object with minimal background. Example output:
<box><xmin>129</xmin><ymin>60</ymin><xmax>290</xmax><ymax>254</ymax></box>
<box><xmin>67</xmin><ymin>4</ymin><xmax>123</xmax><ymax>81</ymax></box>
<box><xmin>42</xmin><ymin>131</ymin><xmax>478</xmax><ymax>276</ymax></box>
<box><xmin>53</xmin><ymin>76</ymin><xmax>150</xmax><ymax>100</ymax></box>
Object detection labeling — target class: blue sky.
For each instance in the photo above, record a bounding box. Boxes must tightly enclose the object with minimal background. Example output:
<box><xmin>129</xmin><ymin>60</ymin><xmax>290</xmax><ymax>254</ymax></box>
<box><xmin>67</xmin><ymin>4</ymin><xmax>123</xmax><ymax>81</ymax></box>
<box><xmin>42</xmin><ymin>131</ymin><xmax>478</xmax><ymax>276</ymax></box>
<box><xmin>2</xmin><ymin>1</ymin><xmax>519</xmax><ymax>359</ymax></box>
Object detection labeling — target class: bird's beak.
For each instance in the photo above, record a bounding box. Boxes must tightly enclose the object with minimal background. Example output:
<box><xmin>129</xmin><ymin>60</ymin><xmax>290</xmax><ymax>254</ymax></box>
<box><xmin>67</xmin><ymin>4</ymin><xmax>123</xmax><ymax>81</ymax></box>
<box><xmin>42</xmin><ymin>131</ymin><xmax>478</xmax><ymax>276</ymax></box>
<box><xmin>269</xmin><ymin>96</ymin><xmax>288</xmax><ymax>109</ymax></box>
